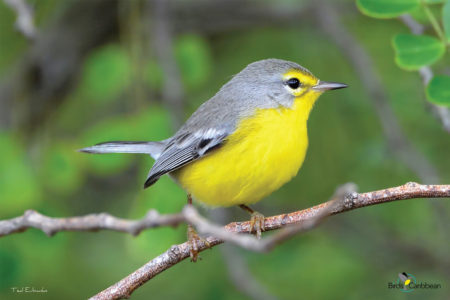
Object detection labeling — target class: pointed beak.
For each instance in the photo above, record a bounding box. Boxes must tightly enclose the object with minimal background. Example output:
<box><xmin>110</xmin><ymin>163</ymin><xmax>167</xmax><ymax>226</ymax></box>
<box><xmin>312</xmin><ymin>81</ymin><xmax>348</xmax><ymax>91</ymax></box>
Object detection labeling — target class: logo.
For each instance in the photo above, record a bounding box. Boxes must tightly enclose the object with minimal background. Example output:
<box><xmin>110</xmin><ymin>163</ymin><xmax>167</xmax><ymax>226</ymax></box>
<box><xmin>397</xmin><ymin>272</ymin><xmax>416</xmax><ymax>293</ymax></box>
<box><xmin>387</xmin><ymin>272</ymin><xmax>441</xmax><ymax>292</ymax></box>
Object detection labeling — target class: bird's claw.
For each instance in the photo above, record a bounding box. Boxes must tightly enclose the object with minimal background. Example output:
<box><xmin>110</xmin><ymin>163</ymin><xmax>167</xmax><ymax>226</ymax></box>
<box><xmin>187</xmin><ymin>224</ymin><xmax>210</xmax><ymax>262</ymax></box>
<box><xmin>250</xmin><ymin>211</ymin><xmax>265</xmax><ymax>239</ymax></box>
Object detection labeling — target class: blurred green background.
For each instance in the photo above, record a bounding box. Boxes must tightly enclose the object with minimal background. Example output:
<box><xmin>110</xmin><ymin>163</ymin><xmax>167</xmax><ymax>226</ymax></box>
<box><xmin>0</xmin><ymin>0</ymin><xmax>449</xmax><ymax>299</ymax></box>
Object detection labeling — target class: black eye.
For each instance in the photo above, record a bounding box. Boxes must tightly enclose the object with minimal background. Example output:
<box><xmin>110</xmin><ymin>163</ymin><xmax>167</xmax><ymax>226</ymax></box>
<box><xmin>286</xmin><ymin>78</ymin><xmax>301</xmax><ymax>89</ymax></box>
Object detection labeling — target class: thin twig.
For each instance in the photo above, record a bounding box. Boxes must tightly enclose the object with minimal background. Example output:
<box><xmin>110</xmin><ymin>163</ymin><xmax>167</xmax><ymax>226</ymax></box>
<box><xmin>91</xmin><ymin>182</ymin><xmax>449</xmax><ymax>300</ymax></box>
<box><xmin>399</xmin><ymin>14</ymin><xmax>424</xmax><ymax>35</ymax></box>
<box><xmin>3</xmin><ymin>0</ymin><xmax>37</xmax><ymax>39</ymax></box>
<box><xmin>0</xmin><ymin>210</ymin><xmax>184</xmax><ymax>238</ymax></box>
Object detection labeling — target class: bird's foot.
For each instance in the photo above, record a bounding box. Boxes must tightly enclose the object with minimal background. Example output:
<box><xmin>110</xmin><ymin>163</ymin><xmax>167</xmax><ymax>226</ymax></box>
<box><xmin>249</xmin><ymin>211</ymin><xmax>265</xmax><ymax>239</ymax></box>
<box><xmin>187</xmin><ymin>224</ymin><xmax>210</xmax><ymax>262</ymax></box>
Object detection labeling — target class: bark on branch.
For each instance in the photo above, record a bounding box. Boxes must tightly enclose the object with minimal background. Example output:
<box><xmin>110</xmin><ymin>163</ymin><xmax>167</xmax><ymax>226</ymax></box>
<box><xmin>1</xmin><ymin>182</ymin><xmax>448</xmax><ymax>300</ymax></box>
<box><xmin>89</xmin><ymin>182</ymin><xmax>449</xmax><ymax>299</ymax></box>
<box><xmin>0</xmin><ymin>210</ymin><xmax>184</xmax><ymax>237</ymax></box>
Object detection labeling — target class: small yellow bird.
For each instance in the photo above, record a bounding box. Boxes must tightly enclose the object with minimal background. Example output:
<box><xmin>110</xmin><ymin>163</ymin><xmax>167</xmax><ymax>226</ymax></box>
<box><xmin>80</xmin><ymin>59</ymin><xmax>347</xmax><ymax>260</ymax></box>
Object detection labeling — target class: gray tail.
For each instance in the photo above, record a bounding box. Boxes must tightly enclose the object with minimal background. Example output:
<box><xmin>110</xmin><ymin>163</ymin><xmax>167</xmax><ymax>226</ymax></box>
<box><xmin>79</xmin><ymin>141</ymin><xmax>165</xmax><ymax>160</ymax></box>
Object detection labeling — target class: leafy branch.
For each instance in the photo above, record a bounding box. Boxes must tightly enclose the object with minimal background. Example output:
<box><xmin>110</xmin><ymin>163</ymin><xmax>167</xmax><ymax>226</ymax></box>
<box><xmin>357</xmin><ymin>0</ymin><xmax>450</xmax><ymax>111</ymax></box>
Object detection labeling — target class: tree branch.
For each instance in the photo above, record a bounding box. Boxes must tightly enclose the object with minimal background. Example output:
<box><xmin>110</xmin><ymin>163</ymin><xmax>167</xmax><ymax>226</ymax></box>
<box><xmin>181</xmin><ymin>183</ymin><xmax>354</xmax><ymax>253</ymax></box>
<box><xmin>90</xmin><ymin>182</ymin><xmax>449</xmax><ymax>300</ymax></box>
<box><xmin>0</xmin><ymin>210</ymin><xmax>184</xmax><ymax>238</ymax></box>
<box><xmin>1</xmin><ymin>183</ymin><xmax>448</xmax><ymax>299</ymax></box>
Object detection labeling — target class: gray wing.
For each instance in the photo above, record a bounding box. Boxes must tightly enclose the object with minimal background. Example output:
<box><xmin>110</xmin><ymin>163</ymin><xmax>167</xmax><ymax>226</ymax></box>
<box><xmin>143</xmin><ymin>82</ymin><xmax>244</xmax><ymax>188</ymax></box>
<box><xmin>144</xmin><ymin>128</ymin><xmax>229</xmax><ymax>188</ymax></box>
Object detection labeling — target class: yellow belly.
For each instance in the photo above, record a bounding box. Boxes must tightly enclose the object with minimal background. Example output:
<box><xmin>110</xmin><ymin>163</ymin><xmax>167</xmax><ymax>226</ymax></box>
<box><xmin>173</xmin><ymin>95</ymin><xmax>317</xmax><ymax>207</ymax></box>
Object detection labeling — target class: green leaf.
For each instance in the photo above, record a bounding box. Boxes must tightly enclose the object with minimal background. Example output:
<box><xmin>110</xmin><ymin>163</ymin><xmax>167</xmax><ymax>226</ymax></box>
<box><xmin>392</xmin><ymin>34</ymin><xmax>445</xmax><ymax>70</ymax></box>
<box><xmin>426</xmin><ymin>75</ymin><xmax>450</xmax><ymax>106</ymax></box>
<box><xmin>443</xmin><ymin>0</ymin><xmax>450</xmax><ymax>42</ymax></box>
<box><xmin>425</xmin><ymin>0</ymin><xmax>445</xmax><ymax>4</ymax></box>
<box><xmin>357</xmin><ymin>0</ymin><xmax>419</xmax><ymax>18</ymax></box>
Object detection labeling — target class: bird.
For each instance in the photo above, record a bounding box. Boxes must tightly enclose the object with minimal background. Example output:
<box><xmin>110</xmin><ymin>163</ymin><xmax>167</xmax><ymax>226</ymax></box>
<box><xmin>80</xmin><ymin>58</ymin><xmax>347</xmax><ymax>261</ymax></box>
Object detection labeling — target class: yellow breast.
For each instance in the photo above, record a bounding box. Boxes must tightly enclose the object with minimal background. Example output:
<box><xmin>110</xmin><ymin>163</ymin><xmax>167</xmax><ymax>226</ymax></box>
<box><xmin>173</xmin><ymin>92</ymin><xmax>319</xmax><ymax>207</ymax></box>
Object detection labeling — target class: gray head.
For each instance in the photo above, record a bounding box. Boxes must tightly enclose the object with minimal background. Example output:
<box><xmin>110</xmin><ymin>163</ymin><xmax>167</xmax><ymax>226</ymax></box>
<box><xmin>216</xmin><ymin>58</ymin><xmax>347</xmax><ymax>110</ymax></box>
